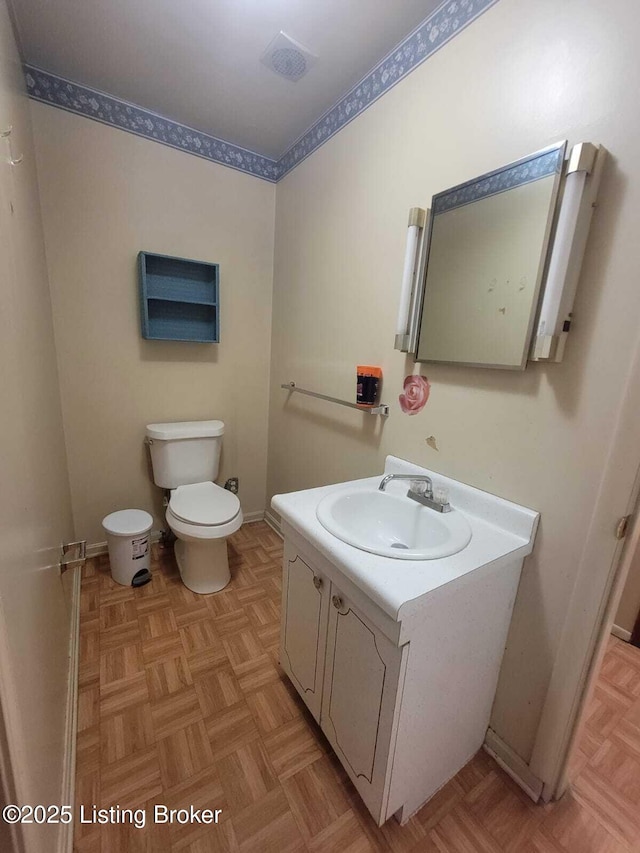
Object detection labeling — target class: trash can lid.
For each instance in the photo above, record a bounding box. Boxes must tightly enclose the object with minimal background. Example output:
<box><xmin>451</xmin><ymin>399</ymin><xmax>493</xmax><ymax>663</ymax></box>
<box><xmin>102</xmin><ymin>509</ymin><xmax>153</xmax><ymax>537</ymax></box>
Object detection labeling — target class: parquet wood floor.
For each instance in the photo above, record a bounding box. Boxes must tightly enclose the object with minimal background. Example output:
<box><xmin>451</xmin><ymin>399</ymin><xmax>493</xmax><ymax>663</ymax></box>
<box><xmin>75</xmin><ymin>521</ymin><xmax>640</xmax><ymax>852</ymax></box>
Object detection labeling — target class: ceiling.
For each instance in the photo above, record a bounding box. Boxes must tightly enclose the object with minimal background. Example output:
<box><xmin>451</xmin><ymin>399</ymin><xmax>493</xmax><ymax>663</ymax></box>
<box><xmin>12</xmin><ymin>0</ymin><xmax>442</xmax><ymax>159</ymax></box>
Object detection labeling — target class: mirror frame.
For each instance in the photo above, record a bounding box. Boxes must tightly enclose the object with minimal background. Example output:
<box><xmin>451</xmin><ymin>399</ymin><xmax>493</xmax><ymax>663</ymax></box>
<box><xmin>415</xmin><ymin>141</ymin><xmax>567</xmax><ymax>370</ymax></box>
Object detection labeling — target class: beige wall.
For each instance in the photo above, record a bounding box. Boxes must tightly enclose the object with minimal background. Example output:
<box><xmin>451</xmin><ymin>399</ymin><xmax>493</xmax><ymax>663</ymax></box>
<box><xmin>616</xmin><ymin>547</ymin><xmax>640</xmax><ymax>636</ymax></box>
<box><xmin>0</xmin><ymin>3</ymin><xmax>75</xmax><ymax>850</ymax></box>
<box><xmin>268</xmin><ymin>0</ymin><xmax>640</xmax><ymax>767</ymax></box>
<box><xmin>31</xmin><ymin>104</ymin><xmax>276</xmax><ymax>545</ymax></box>
<box><xmin>22</xmin><ymin>0</ymin><xmax>640</xmax><ymax>785</ymax></box>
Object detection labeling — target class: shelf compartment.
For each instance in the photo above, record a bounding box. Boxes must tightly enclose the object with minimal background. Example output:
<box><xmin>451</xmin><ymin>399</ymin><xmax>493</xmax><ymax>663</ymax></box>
<box><xmin>146</xmin><ymin>300</ymin><xmax>217</xmax><ymax>342</ymax></box>
<box><xmin>139</xmin><ymin>251</ymin><xmax>219</xmax><ymax>342</ymax></box>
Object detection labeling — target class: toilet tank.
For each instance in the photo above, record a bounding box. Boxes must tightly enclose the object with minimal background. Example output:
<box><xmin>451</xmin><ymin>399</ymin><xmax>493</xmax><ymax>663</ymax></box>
<box><xmin>146</xmin><ymin>420</ymin><xmax>224</xmax><ymax>489</ymax></box>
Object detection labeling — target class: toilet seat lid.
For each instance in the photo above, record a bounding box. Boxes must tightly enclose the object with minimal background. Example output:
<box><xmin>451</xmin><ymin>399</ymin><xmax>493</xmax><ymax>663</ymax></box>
<box><xmin>169</xmin><ymin>482</ymin><xmax>240</xmax><ymax>526</ymax></box>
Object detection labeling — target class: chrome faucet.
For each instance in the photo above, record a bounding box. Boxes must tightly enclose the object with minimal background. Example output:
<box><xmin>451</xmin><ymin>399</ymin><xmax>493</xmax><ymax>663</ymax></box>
<box><xmin>379</xmin><ymin>474</ymin><xmax>451</xmax><ymax>513</ymax></box>
<box><xmin>379</xmin><ymin>473</ymin><xmax>432</xmax><ymax>492</ymax></box>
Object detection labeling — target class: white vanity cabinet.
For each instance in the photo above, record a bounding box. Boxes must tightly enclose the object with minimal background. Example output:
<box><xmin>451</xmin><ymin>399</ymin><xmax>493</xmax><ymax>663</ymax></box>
<box><xmin>278</xmin><ymin>532</ymin><xmax>525</xmax><ymax>826</ymax></box>
<box><xmin>321</xmin><ymin>583</ymin><xmax>407</xmax><ymax>821</ymax></box>
<box><xmin>280</xmin><ymin>539</ymin><xmax>408</xmax><ymax>823</ymax></box>
<box><xmin>273</xmin><ymin>457</ymin><xmax>539</xmax><ymax>826</ymax></box>
<box><xmin>280</xmin><ymin>543</ymin><xmax>329</xmax><ymax>721</ymax></box>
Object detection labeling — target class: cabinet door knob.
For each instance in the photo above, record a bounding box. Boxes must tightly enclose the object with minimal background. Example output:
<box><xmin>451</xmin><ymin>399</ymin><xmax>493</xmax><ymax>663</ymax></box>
<box><xmin>332</xmin><ymin>595</ymin><xmax>343</xmax><ymax>610</ymax></box>
<box><xmin>313</xmin><ymin>576</ymin><xmax>323</xmax><ymax>590</ymax></box>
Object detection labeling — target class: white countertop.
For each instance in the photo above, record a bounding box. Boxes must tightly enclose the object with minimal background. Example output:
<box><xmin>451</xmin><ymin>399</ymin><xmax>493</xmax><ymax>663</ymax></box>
<box><xmin>271</xmin><ymin>456</ymin><xmax>539</xmax><ymax>622</ymax></box>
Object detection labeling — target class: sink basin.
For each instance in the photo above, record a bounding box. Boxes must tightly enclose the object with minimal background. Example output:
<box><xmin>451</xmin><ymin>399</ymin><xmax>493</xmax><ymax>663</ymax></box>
<box><xmin>316</xmin><ymin>488</ymin><xmax>472</xmax><ymax>560</ymax></box>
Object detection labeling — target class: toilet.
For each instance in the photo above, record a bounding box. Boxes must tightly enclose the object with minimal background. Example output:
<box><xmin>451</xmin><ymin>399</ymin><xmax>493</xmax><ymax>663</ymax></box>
<box><xmin>145</xmin><ymin>420</ymin><xmax>242</xmax><ymax>594</ymax></box>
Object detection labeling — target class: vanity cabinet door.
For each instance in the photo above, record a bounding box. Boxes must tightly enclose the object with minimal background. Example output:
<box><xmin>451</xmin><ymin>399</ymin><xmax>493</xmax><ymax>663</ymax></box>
<box><xmin>280</xmin><ymin>543</ymin><xmax>329</xmax><ymax>722</ymax></box>
<box><xmin>321</xmin><ymin>585</ymin><xmax>407</xmax><ymax>825</ymax></box>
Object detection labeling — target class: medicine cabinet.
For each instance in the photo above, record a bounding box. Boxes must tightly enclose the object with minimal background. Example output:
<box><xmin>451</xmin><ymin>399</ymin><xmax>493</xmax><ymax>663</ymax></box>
<box><xmin>396</xmin><ymin>141</ymin><xmax>605</xmax><ymax>369</ymax></box>
<box><xmin>417</xmin><ymin>144</ymin><xmax>565</xmax><ymax>369</ymax></box>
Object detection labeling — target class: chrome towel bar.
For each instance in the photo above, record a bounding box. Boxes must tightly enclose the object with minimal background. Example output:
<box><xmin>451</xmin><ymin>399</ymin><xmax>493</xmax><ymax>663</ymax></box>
<box><xmin>281</xmin><ymin>381</ymin><xmax>389</xmax><ymax>416</ymax></box>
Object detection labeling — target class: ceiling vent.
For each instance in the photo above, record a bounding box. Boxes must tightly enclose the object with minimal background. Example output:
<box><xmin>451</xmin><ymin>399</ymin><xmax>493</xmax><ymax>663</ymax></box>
<box><xmin>260</xmin><ymin>31</ymin><xmax>317</xmax><ymax>83</ymax></box>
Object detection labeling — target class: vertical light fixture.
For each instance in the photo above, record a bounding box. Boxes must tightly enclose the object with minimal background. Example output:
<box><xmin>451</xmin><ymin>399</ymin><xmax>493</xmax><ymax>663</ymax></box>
<box><xmin>395</xmin><ymin>207</ymin><xmax>427</xmax><ymax>352</ymax></box>
<box><xmin>532</xmin><ymin>143</ymin><xmax>606</xmax><ymax>363</ymax></box>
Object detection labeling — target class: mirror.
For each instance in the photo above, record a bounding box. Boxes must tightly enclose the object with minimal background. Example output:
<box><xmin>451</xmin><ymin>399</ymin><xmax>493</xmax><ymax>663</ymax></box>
<box><xmin>415</xmin><ymin>142</ymin><xmax>566</xmax><ymax>369</ymax></box>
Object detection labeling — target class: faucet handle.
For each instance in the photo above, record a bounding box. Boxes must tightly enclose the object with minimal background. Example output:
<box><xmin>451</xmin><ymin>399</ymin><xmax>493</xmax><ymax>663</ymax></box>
<box><xmin>433</xmin><ymin>485</ymin><xmax>449</xmax><ymax>505</ymax></box>
<box><xmin>410</xmin><ymin>479</ymin><xmax>428</xmax><ymax>496</ymax></box>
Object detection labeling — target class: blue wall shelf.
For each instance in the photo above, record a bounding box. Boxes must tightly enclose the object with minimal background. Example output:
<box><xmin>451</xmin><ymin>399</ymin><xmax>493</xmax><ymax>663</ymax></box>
<box><xmin>138</xmin><ymin>251</ymin><xmax>219</xmax><ymax>342</ymax></box>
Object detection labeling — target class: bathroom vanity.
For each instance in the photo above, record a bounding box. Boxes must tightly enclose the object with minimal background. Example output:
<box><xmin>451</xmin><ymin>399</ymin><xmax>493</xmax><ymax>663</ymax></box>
<box><xmin>271</xmin><ymin>456</ymin><xmax>538</xmax><ymax>825</ymax></box>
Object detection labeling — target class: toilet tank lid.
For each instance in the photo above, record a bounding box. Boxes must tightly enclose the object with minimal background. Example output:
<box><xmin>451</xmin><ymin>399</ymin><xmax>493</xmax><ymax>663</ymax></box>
<box><xmin>146</xmin><ymin>420</ymin><xmax>225</xmax><ymax>440</ymax></box>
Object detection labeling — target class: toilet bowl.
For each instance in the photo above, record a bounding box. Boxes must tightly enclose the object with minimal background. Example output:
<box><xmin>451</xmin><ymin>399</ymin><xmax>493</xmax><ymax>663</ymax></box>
<box><xmin>166</xmin><ymin>481</ymin><xmax>243</xmax><ymax>594</ymax></box>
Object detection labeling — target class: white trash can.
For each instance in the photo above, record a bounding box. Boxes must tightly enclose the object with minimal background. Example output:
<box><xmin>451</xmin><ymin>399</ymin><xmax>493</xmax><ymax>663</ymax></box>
<box><xmin>102</xmin><ymin>509</ymin><xmax>153</xmax><ymax>587</ymax></box>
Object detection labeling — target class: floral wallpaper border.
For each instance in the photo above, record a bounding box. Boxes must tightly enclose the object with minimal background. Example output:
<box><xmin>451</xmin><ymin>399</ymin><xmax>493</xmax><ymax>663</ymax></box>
<box><xmin>277</xmin><ymin>0</ymin><xmax>499</xmax><ymax>179</ymax></box>
<box><xmin>24</xmin><ymin>66</ymin><xmax>280</xmax><ymax>182</ymax></box>
<box><xmin>24</xmin><ymin>0</ymin><xmax>499</xmax><ymax>184</ymax></box>
<box><xmin>432</xmin><ymin>144</ymin><xmax>565</xmax><ymax>215</ymax></box>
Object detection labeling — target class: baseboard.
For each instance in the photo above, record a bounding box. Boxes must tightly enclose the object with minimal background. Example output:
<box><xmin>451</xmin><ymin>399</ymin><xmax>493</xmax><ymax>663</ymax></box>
<box><xmin>264</xmin><ymin>510</ymin><xmax>283</xmax><ymax>538</ymax></box>
<box><xmin>87</xmin><ymin>514</ymin><xmax>272</xmax><ymax>556</ymax></box>
<box><xmin>242</xmin><ymin>511</ymin><xmax>266</xmax><ymax>524</ymax></box>
<box><xmin>86</xmin><ymin>529</ymin><xmax>162</xmax><ymax>558</ymax></box>
<box><xmin>85</xmin><ymin>540</ymin><xmax>108</xmax><ymax>558</ymax></box>
<box><xmin>87</xmin><ymin>513</ymin><xmax>270</xmax><ymax>558</ymax></box>
<box><xmin>484</xmin><ymin>728</ymin><xmax>544</xmax><ymax>803</ymax></box>
<box><xmin>611</xmin><ymin>624</ymin><xmax>632</xmax><ymax>642</ymax></box>
<box><xmin>58</xmin><ymin>566</ymin><xmax>82</xmax><ymax>853</ymax></box>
